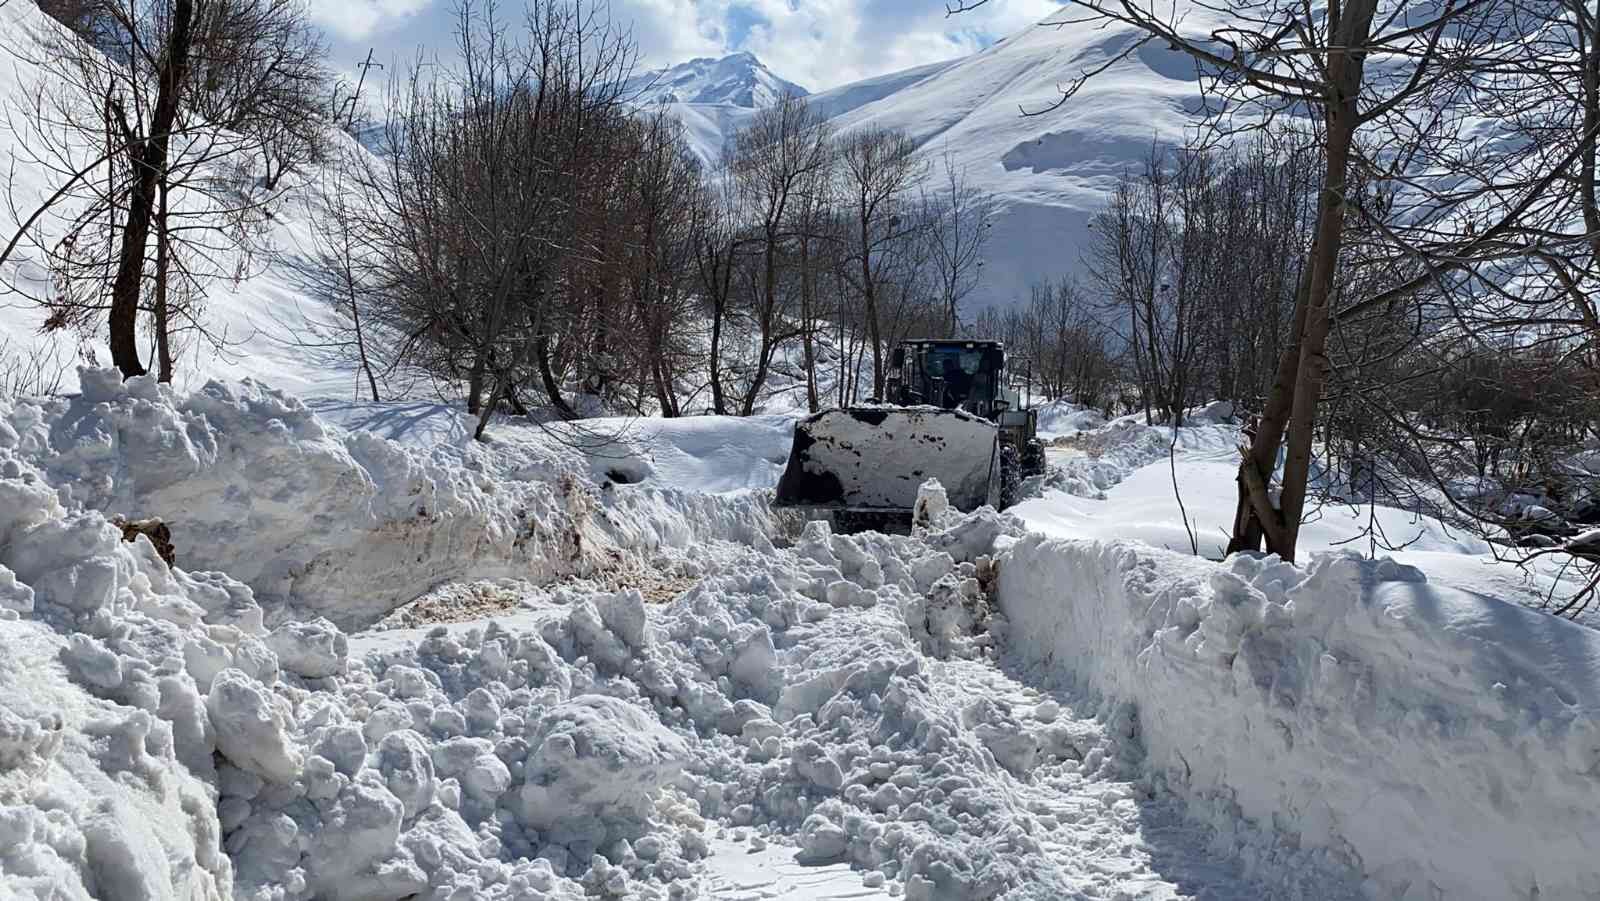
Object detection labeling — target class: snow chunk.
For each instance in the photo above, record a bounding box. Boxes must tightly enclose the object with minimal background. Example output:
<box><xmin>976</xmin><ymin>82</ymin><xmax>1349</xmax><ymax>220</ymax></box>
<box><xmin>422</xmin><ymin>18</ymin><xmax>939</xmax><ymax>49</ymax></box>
<box><xmin>266</xmin><ymin>617</ymin><xmax>348</xmax><ymax>678</ymax></box>
<box><xmin>207</xmin><ymin>668</ymin><xmax>302</xmax><ymax>783</ymax></box>
<box><xmin>912</xmin><ymin>479</ymin><xmax>952</xmax><ymax>530</ymax></box>
<box><xmin>373</xmin><ymin>729</ymin><xmax>435</xmax><ymax>821</ymax></box>
<box><xmin>518</xmin><ymin>695</ymin><xmax>689</xmax><ymax>834</ymax></box>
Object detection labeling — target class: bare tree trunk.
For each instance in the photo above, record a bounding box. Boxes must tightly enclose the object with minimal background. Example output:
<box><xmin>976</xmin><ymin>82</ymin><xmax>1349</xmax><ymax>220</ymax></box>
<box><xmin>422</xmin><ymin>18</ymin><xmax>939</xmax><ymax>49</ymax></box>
<box><xmin>1581</xmin><ymin>0</ymin><xmax>1600</xmax><ymax>274</ymax></box>
<box><xmin>343</xmin><ymin>232</ymin><xmax>380</xmax><ymax>401</ymax></box>
<box><xmin>651</xmin><ymin>354</ymin><xmax>676</xmax><ymax>416</ymax></box>
<box><xmin>1228</xmin><ymin>263</ymin><xmax>1312</xmax><ymax>555</ymax></box>
<box><xmin>154</xmin><ymin>176</ymin><xmax>173</xmax><ymax>382</ymax></box>
<box><xmin>536</xmin><ymin>333</ymin><xmax>577</xmax><ymax>419</ymax></box>
<box><xmin>473</xmin><ymin>375</ymin><xmax>505</xmax><ymax>440</ymax></box>
<box><xmin>799</xmin><ymin>238</ymin><xmax>820</xmax><ymax>413</ymax></box>
<box><xmin>108</xmin><ymin>0</ymin><xmax>196</xmax><ymax>379</ymax></box>
<box><xmin>861</xmin><ymin>210</ymin><xmax>883</xmax><ymax>398</ymax></box>
<box><xmin>467</xmin><ymin>350</ymin><xmax>487</xmax><ymax>415</ymax></box>
<box><xmin>1231</xmin><ymin>0</ymin><xmax>1376</xmax><ymax>561</ymax></box>
<box><xmin>708</xmin><ymin>300</ymin><xmax>728</xmax><ymax>414</ymax></box>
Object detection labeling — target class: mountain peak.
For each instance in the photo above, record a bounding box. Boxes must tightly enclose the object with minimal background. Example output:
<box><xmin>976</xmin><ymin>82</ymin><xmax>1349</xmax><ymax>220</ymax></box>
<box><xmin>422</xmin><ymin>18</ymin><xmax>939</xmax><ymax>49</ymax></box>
<box><xmin>626</xmin><ymin>52</ymin><xmax>808</xmax><ymax>109</ymax></box>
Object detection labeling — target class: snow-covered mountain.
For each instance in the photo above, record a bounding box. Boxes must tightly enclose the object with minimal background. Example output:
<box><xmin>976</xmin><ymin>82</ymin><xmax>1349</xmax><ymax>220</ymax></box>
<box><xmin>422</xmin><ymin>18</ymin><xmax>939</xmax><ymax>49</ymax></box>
<box><xmin>818</xmin><ymin>17</ymin><xmax>1213</xmax><ymax>312</ymax></box>
<box><xmin>654</xmin><ymin>14</ymin><xmax>1216</xmax><ymax>315</ymax></box>
<box><xmin>627</xmin><ymin>51</ymin><xmax>808</xmax><ymax>108</ymax></box>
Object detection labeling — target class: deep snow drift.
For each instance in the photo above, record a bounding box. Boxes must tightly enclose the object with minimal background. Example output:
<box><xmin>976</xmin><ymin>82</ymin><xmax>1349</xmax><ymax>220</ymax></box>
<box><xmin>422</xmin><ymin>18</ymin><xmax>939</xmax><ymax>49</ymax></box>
<box><xmin>1</xmin><ymin>372</ymin><xmax>776</xmax><ymax>630</ymax></box>
<box><xmin>1000</xmin><ymin>540</ymin><xmax>1600</xmax><ymax>900</ymax></box>
<box><xmin>2</xmin><ymin>371</ymin><xmax>1373</xmax><ymax>900</ymax></box>
<box><xmin>1</xmin><ymin>371</ymin><xmax>1597</xmax><ymax>901</ymax></box>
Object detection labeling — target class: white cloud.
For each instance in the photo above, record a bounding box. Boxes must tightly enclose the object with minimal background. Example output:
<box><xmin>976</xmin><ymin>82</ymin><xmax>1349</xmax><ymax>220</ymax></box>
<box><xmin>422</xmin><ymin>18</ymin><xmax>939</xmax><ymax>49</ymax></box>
<box><xmin>309</xmin><ymin>0</ymin><xmax>437</xmax><ymax>42</ymax></box>
<box><xmin>315</xmin><ymin>0</ymin><xmax>1063</xmax><ymax>92</ymax></box>
<box><xmin>615</xmin><ymin>0</ymin><xmax>1063</xmax><ymax>90</ymax></box>
<box><xmin>612</xmin><ymin>0</ymin><xmax>727</xmax><ymax>65</ymax></box>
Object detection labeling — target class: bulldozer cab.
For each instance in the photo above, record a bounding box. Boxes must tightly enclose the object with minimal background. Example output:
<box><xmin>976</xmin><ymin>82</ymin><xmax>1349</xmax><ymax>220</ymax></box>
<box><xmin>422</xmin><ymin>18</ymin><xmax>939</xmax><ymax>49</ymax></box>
<box><xmin>888</xmin><ymin>340</ymin><xmax>1008</xmax><ymax>416</ymax></box>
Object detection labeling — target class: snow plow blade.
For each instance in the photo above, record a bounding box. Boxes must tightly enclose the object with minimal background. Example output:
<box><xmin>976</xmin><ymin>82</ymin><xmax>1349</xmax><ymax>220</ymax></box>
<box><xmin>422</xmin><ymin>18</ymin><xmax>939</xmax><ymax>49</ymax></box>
<box><xmin>774</xmin><ymin>407</ymin><xmax>999</xmax><ymax>514</ymax></box>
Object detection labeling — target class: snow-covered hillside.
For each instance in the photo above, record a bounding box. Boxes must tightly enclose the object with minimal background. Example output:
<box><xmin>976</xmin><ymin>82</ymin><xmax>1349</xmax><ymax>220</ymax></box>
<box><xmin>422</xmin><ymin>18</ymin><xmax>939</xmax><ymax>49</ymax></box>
<box><xmin>817</xmin><ymin>16</ymin><xmax>1212</xmax><ymax>311</ymax></box>
<box><xmin>653</xmin><ymin>12</ymin><xmax>1216</xmax><ymax>313</ymax></box>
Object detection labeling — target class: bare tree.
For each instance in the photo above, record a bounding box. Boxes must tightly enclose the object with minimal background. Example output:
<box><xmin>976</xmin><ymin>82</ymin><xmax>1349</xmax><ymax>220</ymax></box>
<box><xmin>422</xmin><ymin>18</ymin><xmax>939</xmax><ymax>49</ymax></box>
<box><xmin>838</xmin><ymin>125</ymin><xmax>926</xmax><ymax>398</ymax></box>
<box><xmin>726</xmin><ymin>93</ymin><xmax>832</xmax><ymax>415</ymax></box>
<box><xmin>1</xmin><ymin>0</ymin><xmax>328</xmax><ymax>380</ymax></box>
<box><xmin>614</xmin><ymin>110</ymin><xmax>705</xmax><ymax>416</ymax></box>
<box><xmin>690</xmin><ymin>174</ymin><xmax>742</xmax><ymax>414</ymax></box>
<box><xmin>921</xmin><ymin>150</ymin><xmax>992</xmax><ymax>336</ymax></box>
<box><xmin>276</xmin><ymin>145</ymin><xmax>386</xmax><ymax>402</ymax></box>
<box><xmin>344</xmin><ymin>0</ymin><xmax>655</xmax><ymax>438</ymax></box>
<box><xmin>948</xmin><ymin>0</ymin><xmax>1515</xmax><ymax>561</ymax></box>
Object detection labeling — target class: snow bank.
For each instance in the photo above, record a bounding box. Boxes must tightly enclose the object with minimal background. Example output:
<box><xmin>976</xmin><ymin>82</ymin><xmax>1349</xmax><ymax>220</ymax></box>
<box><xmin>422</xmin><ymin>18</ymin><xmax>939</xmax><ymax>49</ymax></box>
<box><xmin>1</xmin><ymin>368</ymin><xmax>1143</xmax><ymax>900</ymax></box>
<box><xmin>0</xmin><ymin>445</ymin><xmax>715</xmax><ymax>899</ymax></box>
<box><xmin>1022</xmin><ymin>417</ymin><xmax>1239</xmax><ymax>502</ymax></box>
<box><xmin>1033</xmin><ymin>400</ymin><xmax>1105</xmax><ymax>437</ymax></box>
<box><xmin>3</xmin><ymin>371</ymin><xmax>777</xmax><ymax>628</ymax></box>
<box><xmin>998</xmin><ymin>536</ymin><xmax>1600</xmax><ymax>900</ymax></box>
<box><xmin>309</xmin><ymin>400</ymin><xmax>798</xmax><ymax>495</ymax></box>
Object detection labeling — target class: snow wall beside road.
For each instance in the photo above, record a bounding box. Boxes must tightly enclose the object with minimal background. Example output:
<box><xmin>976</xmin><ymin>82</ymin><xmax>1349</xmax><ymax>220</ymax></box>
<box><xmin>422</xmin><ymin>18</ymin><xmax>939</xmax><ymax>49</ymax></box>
<box><xmin>3</xmin><ymin>370</ymin><xmax>779</xmax><ymax>629</ymax></box>
<box><xmin>997</xmin><ymin>535</ymin><xmax>1600</xmax><ymax>901</ymax></box>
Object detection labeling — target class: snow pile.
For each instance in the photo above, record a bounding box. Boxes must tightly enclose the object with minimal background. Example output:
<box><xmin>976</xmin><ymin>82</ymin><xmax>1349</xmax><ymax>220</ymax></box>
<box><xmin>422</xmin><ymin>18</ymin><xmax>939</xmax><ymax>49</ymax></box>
<box><xmin>3</xmin><ymin>402</ymin><xmax>1270</xmax><ymax>901</ymax></box>
<box><xmin>2</xmin><ymin>371</ymin><xmax>777</xmax><ymax>628</ymax></box>
<box><xmin>541</xmin><ymin>415</ymin><xmax>796</xmax><ymax>492</ymax></box>
<box><xmin>0</xmin><ymin>442</ymin><xmax>704</xmax><ymax>899</ymax></box>
<box><xmin>0</xmin><ymin>452</ymin><xmax>248</xmax><ymax>898</ymax></box>
<box><xmin>2</xmin><ymin>373</ymin><xmax>1216</xmax><ymax>900</ymax></box>
<box><xmin>999</xmin><ymin>536</ymin><xmax>1600</xmax><ymax>901</ymax></box>
<box><xmin>1033</xmin><ymin>401</ymin><xmax>1106</xmax><ymax>438</ymax></box>
<box><xmin>1022</xmin><ymin>416</ymin><xmax>1239</xmax><ymax>502</ymax></box>
<box><xmin>12</xmin><ymin>366</ymin><xmax>1574</xmax><ymax>901</ymax></box>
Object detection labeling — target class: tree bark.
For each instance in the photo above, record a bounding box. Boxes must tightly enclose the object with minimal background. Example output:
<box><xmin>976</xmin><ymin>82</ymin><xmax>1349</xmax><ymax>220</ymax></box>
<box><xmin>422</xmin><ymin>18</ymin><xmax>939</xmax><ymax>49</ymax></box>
<box><xmin>1231</xmin><ymin>0</ymin><xmax>1377</xmax><ymax>562</ymax></box>
<box><xmin>708</xmin><ymin>294</ymin><xmax>727</xmax><ymax>415</ymax></box>
<box><xmin>466</xmin><ymin>350</ymin><xmax>487</xmax><ymax>415</ymax></box>
<box><xmin>344</xmin><ymin>238</ymin><xmax>380</xmax><ymax>401</ymax></box>
<box><xmin>108</xmin><ymin>0</ymin><xmax>196</xmax><ymax>379</ymax></box>
<box><xmin>154</xmin><ymin>176</ymin><xmax>173</xmax><ymax>382</ymax></box>
<box><xmin>536</xmin><ymin>333</ymin><xmax>577</xmax><ymax>420</ymax></box>
<box><xmin>1227</xmin><ymin>262</ymin><xmax>1313</xmax><ymax>555</ymax></box>
<box><xmin>861</xmin><ymin>208</ymin><xmax>883</xmax><ymax>398</ymax></box>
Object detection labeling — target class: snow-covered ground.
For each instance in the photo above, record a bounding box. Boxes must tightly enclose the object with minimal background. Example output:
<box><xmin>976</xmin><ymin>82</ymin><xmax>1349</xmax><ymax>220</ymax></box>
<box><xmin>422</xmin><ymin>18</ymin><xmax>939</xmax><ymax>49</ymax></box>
<box><xmin>3</xmin><ymin>372</ymin><xmax>1598</xmax><ymax>900</ymax></box>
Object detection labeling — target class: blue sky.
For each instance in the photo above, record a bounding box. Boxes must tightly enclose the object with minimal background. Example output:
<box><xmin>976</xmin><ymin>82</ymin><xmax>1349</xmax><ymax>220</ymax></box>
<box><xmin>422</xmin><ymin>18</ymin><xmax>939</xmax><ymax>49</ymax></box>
<box><xmin>310</xmin><ymin>0</ymin><xmax>1064</xmax><ymax>96</ymax></box>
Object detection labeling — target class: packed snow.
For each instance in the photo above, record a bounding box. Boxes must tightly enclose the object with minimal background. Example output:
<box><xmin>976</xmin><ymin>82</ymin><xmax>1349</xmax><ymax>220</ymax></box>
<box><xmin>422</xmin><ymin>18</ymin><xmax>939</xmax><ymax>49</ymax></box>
<box><xmin>2</xmin><ymin>370</ymin><xmax>1597</xmax><ymax>900</ymax></box>
<box><xmin>1001</xmin><ymin>543</ymin><xmax>1600</xmax><ymax>900</ymax></box>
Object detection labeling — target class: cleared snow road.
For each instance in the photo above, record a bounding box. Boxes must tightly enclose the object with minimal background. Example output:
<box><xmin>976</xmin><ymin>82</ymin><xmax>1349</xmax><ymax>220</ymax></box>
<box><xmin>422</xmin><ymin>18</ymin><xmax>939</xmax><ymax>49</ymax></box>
<box><xmin>344</xmin><ymin>519</ymin><xmax>1360</xmax><ymax>900</ymax></box>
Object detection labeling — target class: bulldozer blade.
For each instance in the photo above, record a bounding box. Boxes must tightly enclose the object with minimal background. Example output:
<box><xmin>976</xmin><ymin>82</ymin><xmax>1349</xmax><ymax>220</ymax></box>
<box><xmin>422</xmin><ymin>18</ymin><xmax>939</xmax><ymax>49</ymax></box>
<box><xmin>774</xmin><ymin>408</ymin><xmax>999</xmax><ymax>514</ymax></box>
